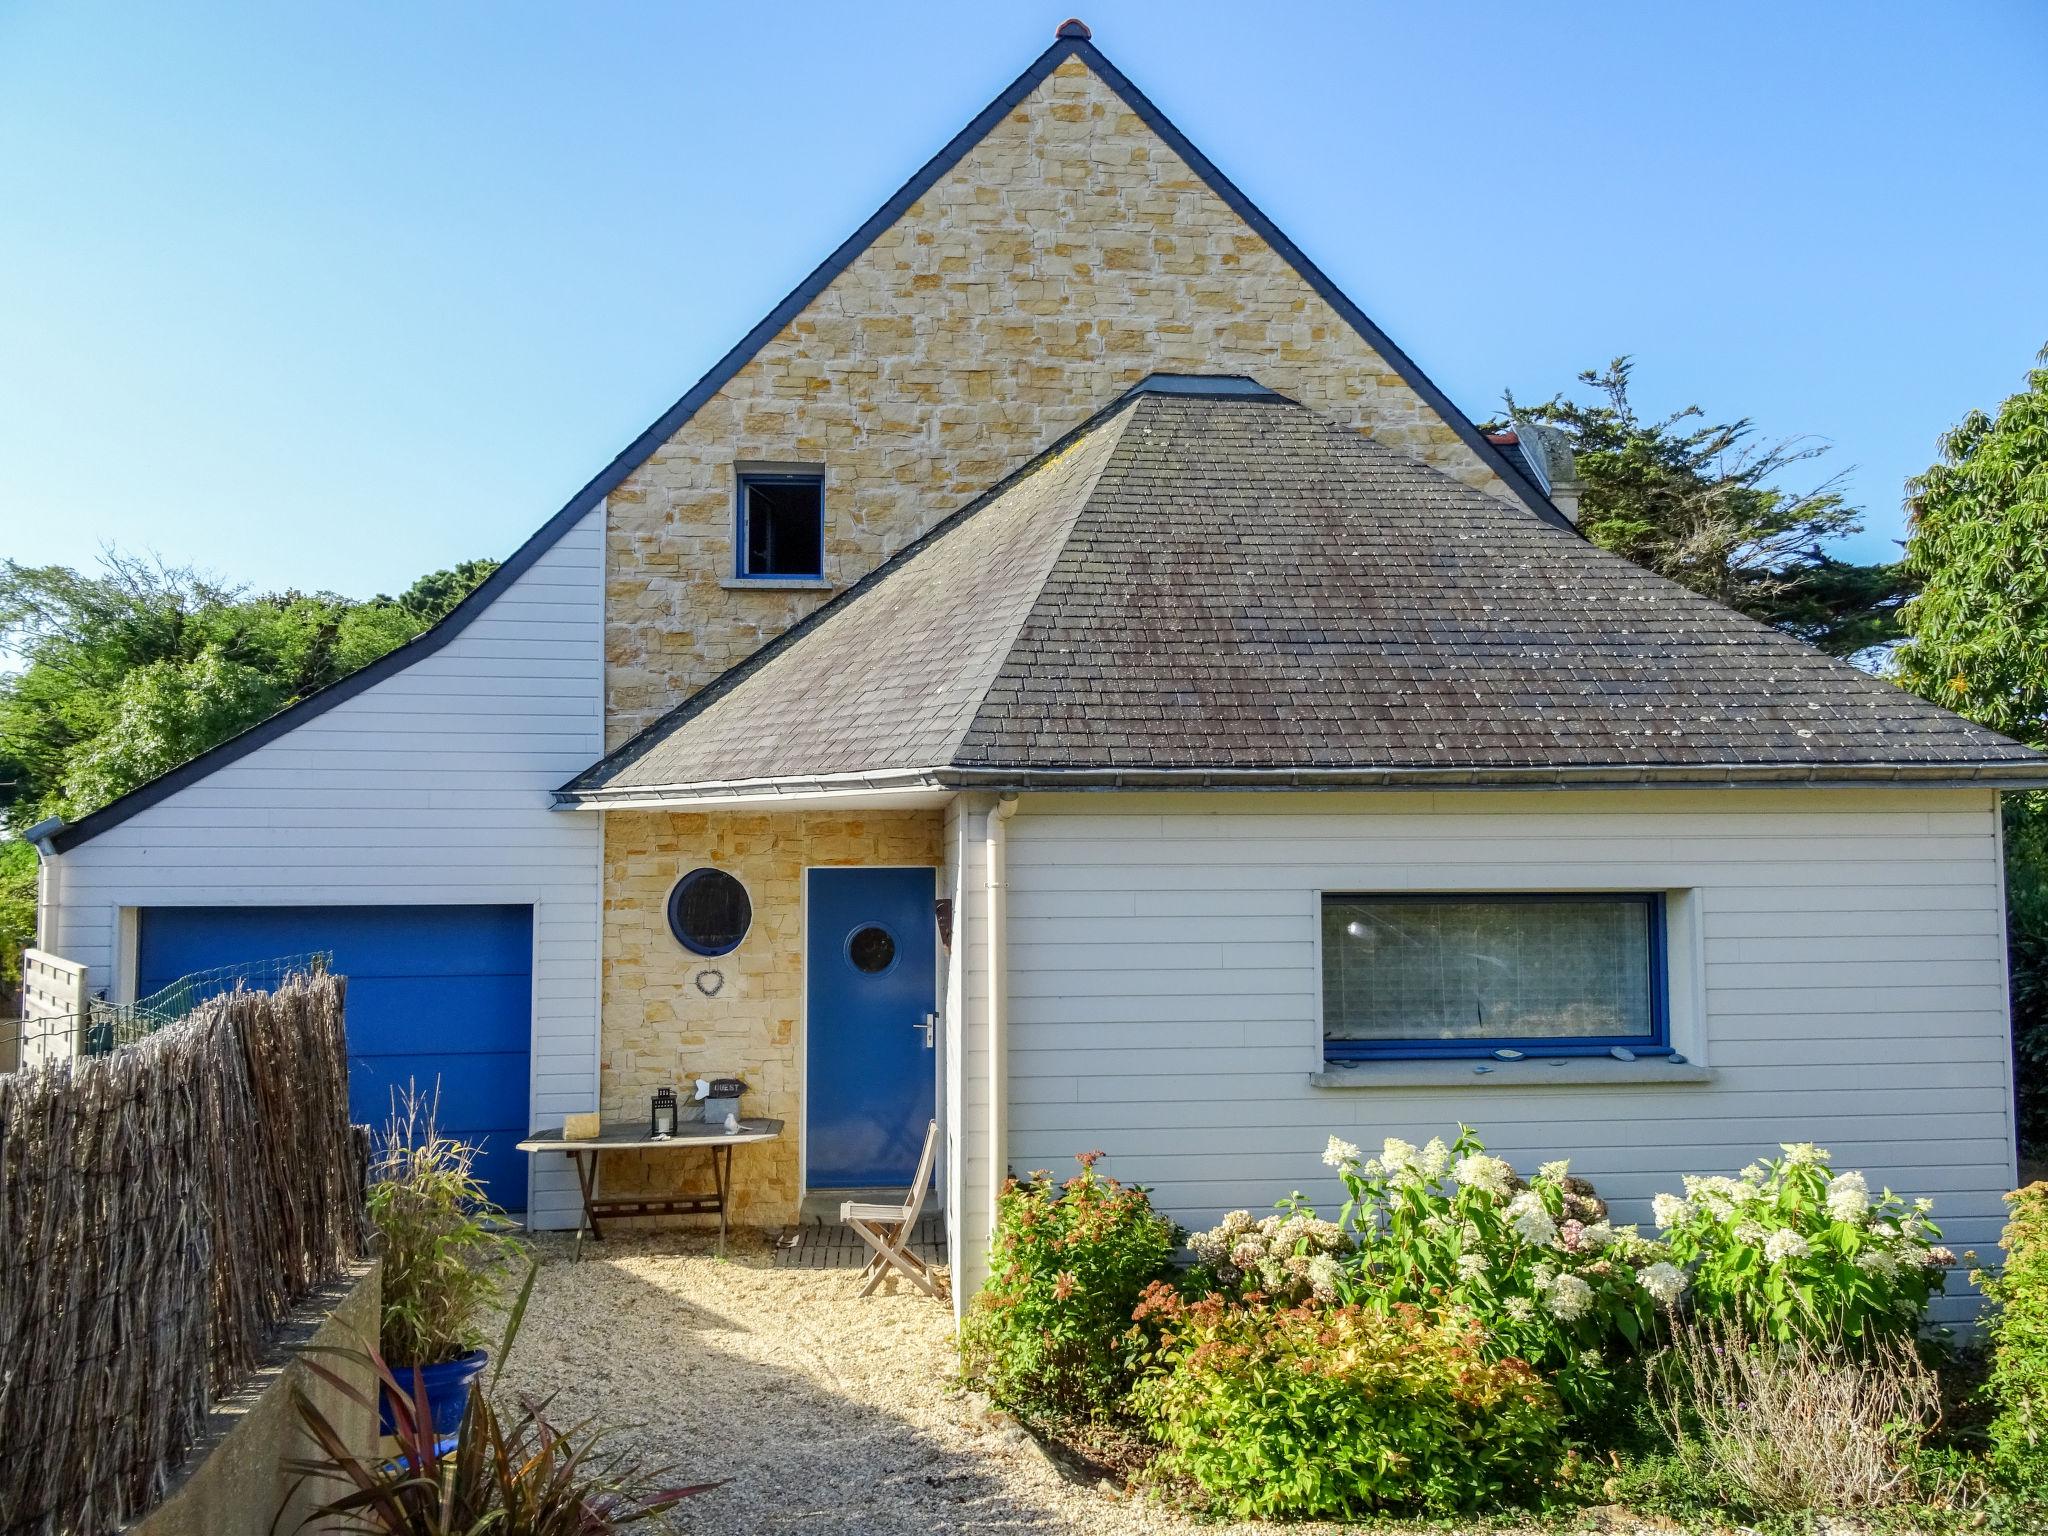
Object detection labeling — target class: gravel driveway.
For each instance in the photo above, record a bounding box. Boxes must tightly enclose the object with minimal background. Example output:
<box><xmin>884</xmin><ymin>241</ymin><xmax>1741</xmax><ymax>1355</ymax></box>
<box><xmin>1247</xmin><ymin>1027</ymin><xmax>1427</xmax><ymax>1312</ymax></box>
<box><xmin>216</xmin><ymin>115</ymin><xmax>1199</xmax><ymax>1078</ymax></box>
<box><xmin>493</xmin><ymin>1233</ymin><xmax>1317</xmax><ymax>1536</ymax></box>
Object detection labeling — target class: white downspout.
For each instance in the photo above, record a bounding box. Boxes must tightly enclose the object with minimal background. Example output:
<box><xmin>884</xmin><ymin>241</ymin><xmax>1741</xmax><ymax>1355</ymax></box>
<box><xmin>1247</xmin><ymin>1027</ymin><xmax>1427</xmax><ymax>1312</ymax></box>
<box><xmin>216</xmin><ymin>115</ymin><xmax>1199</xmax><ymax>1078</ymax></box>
<box><xmin>986</xmin><ymin>793</ymin><xmax>1019</xmax><ymax>1223</ymax></box>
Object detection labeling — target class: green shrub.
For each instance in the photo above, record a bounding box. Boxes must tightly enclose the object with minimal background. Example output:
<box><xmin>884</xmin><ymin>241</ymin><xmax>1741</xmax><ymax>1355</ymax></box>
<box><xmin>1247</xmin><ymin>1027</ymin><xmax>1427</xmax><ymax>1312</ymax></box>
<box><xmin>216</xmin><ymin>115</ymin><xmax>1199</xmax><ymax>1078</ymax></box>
<box><xmin>1129</xmin><ymin>1288</ymin><xmax>1567</xmax><ymax>1517</ymax></box>
<box><xmin>1654</xmin><ymin>1142</ymin><xmax>1950</xmax><ymax>1344</ymax></box>
<box><xmin>368</xmin><ymin>1089</ymin><xmax>516</xmax><ymax>1365</ymax></box>
<box><xmin>1984</xmin><ymin>1182</ymin><xmax>2048</xmax><ymax>1484</ymax></box>
<box><xmin>959</xmin><ymin>1152</ymin><xmax>1180</xmax><ymax>1423</ymax></box>
<box><xmin>1314</xmin><ymin>1128</ymin><xmax>1681</xmax><ymax>1424</ymax></box>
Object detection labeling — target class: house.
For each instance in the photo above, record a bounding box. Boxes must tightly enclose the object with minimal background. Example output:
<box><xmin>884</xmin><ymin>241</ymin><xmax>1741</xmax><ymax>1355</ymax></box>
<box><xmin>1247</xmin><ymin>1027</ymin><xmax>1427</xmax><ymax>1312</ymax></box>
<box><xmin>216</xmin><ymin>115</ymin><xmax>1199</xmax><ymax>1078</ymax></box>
<box><xmin>27</xmin><ymin>22</ymin><xmax>2045</xmax><ymax>1316</ymax></box>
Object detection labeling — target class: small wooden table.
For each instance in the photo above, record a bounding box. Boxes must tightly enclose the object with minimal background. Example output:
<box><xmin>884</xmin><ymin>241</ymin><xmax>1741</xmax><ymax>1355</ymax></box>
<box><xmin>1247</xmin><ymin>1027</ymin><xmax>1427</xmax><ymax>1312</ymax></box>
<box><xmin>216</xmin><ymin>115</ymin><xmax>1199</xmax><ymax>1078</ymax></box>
<box><xmin>517</xmin><ymin>1119</ymin><xmax>784</xmax><ymax>1257</ymax></box>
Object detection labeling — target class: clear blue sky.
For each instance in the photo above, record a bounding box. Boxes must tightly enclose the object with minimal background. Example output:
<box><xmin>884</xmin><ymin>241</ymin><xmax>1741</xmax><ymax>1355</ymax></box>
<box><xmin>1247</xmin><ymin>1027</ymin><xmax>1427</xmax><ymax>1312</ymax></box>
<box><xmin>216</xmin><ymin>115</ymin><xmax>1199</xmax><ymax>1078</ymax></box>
<box><xmin>3</xmin><ymin>1</ymin><xmax>2044</xmax><ymax>599</ymax></box>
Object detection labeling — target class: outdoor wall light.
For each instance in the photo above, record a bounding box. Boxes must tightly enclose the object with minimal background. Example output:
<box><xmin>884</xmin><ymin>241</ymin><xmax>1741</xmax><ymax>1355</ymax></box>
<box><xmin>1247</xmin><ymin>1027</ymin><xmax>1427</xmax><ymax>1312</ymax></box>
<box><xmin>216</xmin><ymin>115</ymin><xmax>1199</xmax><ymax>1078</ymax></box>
<box><xmin>650</xmin><ymin>1087</ymin><xmax>679</xmax><ymax>1138</ymax></box>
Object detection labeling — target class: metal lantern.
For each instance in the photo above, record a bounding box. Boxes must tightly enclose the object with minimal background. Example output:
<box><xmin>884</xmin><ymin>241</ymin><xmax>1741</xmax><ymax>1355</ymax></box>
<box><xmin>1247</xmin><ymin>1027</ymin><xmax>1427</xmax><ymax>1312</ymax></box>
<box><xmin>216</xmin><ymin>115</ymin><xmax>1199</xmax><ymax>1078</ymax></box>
<box><xmin>650</xmin><ymin>1087</ymin><xmax>679</xmax><ymax>1138</ymax></box>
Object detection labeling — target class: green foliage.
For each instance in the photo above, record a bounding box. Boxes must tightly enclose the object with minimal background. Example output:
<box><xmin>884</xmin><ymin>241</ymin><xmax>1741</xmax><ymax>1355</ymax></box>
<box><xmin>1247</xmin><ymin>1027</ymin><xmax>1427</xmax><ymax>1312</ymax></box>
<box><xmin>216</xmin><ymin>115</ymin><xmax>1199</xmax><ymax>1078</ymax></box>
<box><xmin>1312</xmin><ymin>1128</ymin><xmax>1679</xmax><ymax>1425</ymax></box>
<box><xmin>2008</xmin><ymin>795</ymin><xmax>2048</xmax><ymax>1155</ymax></box>
<box><xmin>1982</xmin><ymin>1182</ymin><xmax>2048</xmax><ymax>1486</ymax></box>
<box><xmin>368</xmin><ymin>1091</ymin><xmax>518</xmax><ymax>1366</ymax></box>
<box><xmin>1896</xmin><ymin>346</ymin><xmax>2048</xmax><ymax>746</ymax></box>
<box><xmin>1489</xmin><ymin>358</ymin><xmax>1910</xmax><ymax>656</ymax></box>
<box><xmin>960</xmin><ymin>1152</ymin><xmax>1181</xmax><ymax>1423</ymax></box>
<box><xmin>1128</xmin><ymin>1289</ymin><xmax>1567</xmax><ymax>1518</ymax></box>
<box><xmin>1653</xmin><ymin>1142</ymin><xmax>1949</xmax><ymax>1345</ymax></box>
<box><xmin>0</xmin><ymin>839</ymin><xmax>35</xmax><ymax>997</ymax></box>
<box><xmin>0</xmin><ymin>549</ymin><xmax>499</xmax><ymax>831</ymax></box>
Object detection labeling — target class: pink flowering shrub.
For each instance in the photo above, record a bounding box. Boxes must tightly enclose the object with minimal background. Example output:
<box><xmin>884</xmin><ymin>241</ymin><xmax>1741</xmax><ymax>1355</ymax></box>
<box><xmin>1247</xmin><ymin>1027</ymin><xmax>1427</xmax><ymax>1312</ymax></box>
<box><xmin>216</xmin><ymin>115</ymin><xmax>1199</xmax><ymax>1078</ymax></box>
<box><xmin>960</xmin><ymin>1152</ymin><xmax>1181</xmax><ymax>1423</ymax></box>
<box><xmin>1653</xmin><ymin>1143</ymin><xmax>1950</xmax><ymax>1344</ymax></box>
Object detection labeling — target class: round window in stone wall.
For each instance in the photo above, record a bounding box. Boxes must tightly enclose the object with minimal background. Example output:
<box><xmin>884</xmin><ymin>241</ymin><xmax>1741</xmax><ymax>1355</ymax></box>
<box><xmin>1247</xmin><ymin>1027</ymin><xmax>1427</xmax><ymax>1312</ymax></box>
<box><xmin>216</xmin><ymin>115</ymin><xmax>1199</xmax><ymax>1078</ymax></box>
<box><xmin>847</xmin><ymin>923</ymin><xmax>897</xmax><ymax>975</ymax></box>
<box><xmin>668</xmin><ymin>868</ymin><xmax>752</xmax><ymax>956</ymax></box>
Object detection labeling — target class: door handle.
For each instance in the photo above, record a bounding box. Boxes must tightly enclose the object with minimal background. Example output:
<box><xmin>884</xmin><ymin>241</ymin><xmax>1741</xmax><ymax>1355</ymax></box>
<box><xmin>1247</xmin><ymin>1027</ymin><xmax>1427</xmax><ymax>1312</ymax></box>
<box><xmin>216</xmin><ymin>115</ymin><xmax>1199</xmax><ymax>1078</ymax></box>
<box><xmin>914</xmin><ymin>1012</ymin><xmax>937</xmax><ymax>1048</ymax></box>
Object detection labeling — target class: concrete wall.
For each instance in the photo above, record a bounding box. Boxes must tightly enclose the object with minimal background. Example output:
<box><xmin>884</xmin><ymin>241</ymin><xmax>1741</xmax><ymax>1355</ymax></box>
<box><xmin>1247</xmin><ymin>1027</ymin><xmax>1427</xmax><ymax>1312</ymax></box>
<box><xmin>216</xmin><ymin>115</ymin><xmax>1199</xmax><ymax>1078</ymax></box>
<box><xmin>601</xmin><ymin>806</ymin><xmax>943</xmax><ymax>1223</ymax></box>
<box><xmin>129</xmin><ymin>1264</ymin><xmax>380</xmax><ymax>1536</ymax></box>
<box><xmin>952</xmin><ymin>788</ymin><xmax>2016</xmax><ymax>1319</ymax></box>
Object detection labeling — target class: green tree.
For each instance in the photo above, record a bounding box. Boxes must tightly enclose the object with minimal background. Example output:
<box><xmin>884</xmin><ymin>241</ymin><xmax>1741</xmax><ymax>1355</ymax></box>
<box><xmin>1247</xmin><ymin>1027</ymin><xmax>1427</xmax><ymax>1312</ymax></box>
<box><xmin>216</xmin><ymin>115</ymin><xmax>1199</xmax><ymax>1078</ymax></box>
<box><xmin>0</xmin><ymin>551</ymin><xmax>497</xmax><ymax>999</ymax></box>
<box><xmin>1489</xmin><ymin>358</ymin><xmax>1912</xmax><ymax>656</ymax></box>
<box><xmin>1895</xmin><ymin>346</ymin><xmax>2048</xmax><ymax>1154</ymax></box>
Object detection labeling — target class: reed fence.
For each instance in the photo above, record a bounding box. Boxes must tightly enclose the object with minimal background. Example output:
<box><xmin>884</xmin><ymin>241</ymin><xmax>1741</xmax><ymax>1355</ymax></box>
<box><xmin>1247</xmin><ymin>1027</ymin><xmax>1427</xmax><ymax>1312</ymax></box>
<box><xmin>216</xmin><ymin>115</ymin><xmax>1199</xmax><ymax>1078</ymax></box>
<box><xmin>0</xmin><ymin>970</ymin><xmax>365</xmax><ymax>1536</ymax></box>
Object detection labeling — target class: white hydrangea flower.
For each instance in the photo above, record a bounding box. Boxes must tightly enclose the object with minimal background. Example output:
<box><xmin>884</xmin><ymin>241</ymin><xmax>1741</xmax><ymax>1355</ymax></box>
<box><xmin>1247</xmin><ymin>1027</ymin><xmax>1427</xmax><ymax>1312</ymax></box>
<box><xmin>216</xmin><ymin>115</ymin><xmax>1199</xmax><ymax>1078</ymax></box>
<box><xmin>1417</xmin><ymin>1137</ymin><xmax>1452</xmax><ymax>1182</ymax></box>
<box><xmin>1455</xmin><ymin>1153</ymin><xmax>1513</xmax><ymax>1198</ymax></box>
<box><xmin>1507</xmin><ymin>1191</ymin><xmax>1559</xmax><ymax>1247</ymax></box>
<box><xmin>1306</xmin><ymin>1253</ymin><xmax>1342</xmax><ymax>1300</ymax></box>
<box><xmin>1763</xmin><ymin>1228</ymin><xmax>1811</xmax><ymax>1264</ymax></box>
<box><xmin>1913</xmin><ymin>1197</ymin><xmax>1935</xmax><ymax>1215</ymax></box>
<box><xmin>1581</xmin><ymin>1220</ymin><xmax>1615</xmax><ymax>1250</ymax></box>
<box><xmin>1544</xmin><ymin>1272</ymin><xmax>1594</xmax><ymax>1322</ymax></box>
<box><xmin>1538</xmin><ymin>1158</ymin><xmax>1573</xmax><ymax>1183</ymax></box>
<box><xmin>1857</xmin><ymin>1248</ymin><xmax>1902</xmax><ymax>1280</ymax></box>
<box><xmin>1322</xmin><ymin>1136</ymin><xmax>1362</xmax><ymax>1169</ymax></box>
<box><xmin>1652</xmin><ymin>1192</ymin><xmax>1691</xmax><ymax>1229</ymax></box>
<box><xmin>1781</xmin><ymin>1142</ymin><xmax>1830</xmax><ymax>1166</ymax></box>
<box><xmin>1740</xmin><ymin>1162</ymin><xmax>1767</xmax><ymax>1184</ymax></box>
<box><xmin>1826</xmin><ymin>1171</ymin><xmax>1870</xmax><ymax>1222</ymax></box>
<box><xmin>1638</xmin><ymin>1261</ymin><xmax>1688</xmax><ymax>1305</ymax></box>
<box><xmin>1503</xmin><ymin>1295</ymin><xmax>1537</xmax><ymax>1323</ymax></box>
<box><xmin>1456</xmin><ymin>1252</ymin><xmax>1489</xmax><ymax>1281</ymax></box>
<box><xmin>1735</xmin><ymin>1221</ymin><xmax>1769</xmax><ymax>1246</ymax></box>
<box><xmin>1379</xmin><ymin>1137</ymin><xmax>1420</xmax><ymax>1177</ymax></box>
<box><xmin>1530</xmin><ymin>1262</ymin><xmax>1556</xmax><ymax>1288</ymax></box>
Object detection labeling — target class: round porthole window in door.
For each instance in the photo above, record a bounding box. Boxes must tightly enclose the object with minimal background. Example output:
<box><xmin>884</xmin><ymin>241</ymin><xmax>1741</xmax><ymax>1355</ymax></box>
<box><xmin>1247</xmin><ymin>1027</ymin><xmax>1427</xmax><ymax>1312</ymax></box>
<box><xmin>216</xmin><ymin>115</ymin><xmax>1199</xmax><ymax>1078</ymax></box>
<box><xmin>668</xmin><ymin>868</ymin><xmax>751</xmax><ymax>956</ymax></box>
<box><xmin>846</xmin><ymin>923</ymin><xmax>897</xmax><ymax>975</ymax></box>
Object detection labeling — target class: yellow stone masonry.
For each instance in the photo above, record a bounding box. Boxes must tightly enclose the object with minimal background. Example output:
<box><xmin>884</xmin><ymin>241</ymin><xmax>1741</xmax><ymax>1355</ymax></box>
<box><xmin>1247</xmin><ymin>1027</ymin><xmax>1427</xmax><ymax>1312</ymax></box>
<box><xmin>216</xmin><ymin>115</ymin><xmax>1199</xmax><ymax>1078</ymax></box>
<box><xmin>600</xmin><ymin>808</ymin><xmax>942</xmax><ymax>1225</ymax></box>
<box><xmin>603</xmin><ymin>53</ymin><xmax>1511</xmax><ymax>746</ymax></box>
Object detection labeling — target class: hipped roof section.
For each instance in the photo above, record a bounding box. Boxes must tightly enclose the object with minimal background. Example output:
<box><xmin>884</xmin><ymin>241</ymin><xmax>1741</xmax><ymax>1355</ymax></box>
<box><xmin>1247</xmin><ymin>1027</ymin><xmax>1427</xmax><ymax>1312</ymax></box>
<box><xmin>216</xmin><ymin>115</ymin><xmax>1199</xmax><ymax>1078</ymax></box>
<box><xmin>561</xmin><ymin>382</ymin><xmax>2047</xmax><ymax>803</ymax></box>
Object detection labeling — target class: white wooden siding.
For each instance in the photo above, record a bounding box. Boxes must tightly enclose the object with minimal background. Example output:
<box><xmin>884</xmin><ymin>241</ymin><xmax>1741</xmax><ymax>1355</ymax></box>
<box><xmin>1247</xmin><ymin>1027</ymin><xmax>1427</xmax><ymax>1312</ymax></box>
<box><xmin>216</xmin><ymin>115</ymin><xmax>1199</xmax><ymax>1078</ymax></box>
<box><xmin>967</xmin><ymin>788</ymin><xmax>2015</xmax><ymax>1321</ymax></box>
<box><xmin>39</xmin><ymin>510</ymin><xmax>607</xmax><ymax>1228</ymax></box>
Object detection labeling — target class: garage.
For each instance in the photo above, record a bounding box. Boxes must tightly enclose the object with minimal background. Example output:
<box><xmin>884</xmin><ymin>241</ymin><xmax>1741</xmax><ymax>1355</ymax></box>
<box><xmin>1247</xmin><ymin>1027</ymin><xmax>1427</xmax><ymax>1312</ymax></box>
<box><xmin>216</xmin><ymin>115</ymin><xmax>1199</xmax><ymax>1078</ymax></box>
<box><xmin>136</xmin><ymin>904</ymin><xmax>534</xmax><ymax>1212</ymax></box>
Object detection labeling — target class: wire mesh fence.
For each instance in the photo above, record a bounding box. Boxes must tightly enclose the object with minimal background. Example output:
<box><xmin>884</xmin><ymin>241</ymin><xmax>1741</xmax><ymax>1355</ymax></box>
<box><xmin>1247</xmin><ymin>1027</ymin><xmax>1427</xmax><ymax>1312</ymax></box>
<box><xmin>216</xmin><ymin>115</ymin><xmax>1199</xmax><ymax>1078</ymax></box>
<box><xmin>0</xmin><ymin>967</ymin><xmax>366</xmax><ymax>1536</ymax></box>
<box><xmin>2</xmin><ymin>952</ymin><xmax>331</xmax><ymax>1070</ymax></box>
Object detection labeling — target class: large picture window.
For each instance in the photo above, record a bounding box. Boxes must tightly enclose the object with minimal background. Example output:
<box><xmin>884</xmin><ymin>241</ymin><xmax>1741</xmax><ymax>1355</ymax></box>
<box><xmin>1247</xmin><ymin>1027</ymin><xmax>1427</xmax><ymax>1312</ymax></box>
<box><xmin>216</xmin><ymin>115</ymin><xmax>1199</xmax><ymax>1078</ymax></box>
<box><xmin>1321</xmin><ymin>893</ymin><xmax>1667</xmax><ymax>1060</ymax></box>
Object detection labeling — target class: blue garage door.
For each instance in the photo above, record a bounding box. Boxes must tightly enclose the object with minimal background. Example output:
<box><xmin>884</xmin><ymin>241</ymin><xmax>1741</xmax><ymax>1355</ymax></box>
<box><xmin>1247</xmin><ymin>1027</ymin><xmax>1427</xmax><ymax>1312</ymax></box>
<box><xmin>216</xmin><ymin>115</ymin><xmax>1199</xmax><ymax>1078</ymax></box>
<box><xmin>137</xmin><ymin>905</ymin><xmax>533</xmax><ymax>1212</ymax></box>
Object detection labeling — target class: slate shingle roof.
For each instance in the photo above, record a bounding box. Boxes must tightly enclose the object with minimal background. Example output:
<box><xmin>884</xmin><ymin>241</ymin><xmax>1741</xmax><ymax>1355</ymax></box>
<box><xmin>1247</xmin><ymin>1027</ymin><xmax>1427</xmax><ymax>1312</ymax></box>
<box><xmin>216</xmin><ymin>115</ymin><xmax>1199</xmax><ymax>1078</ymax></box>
<box><xmin>562</xmin><ymin>382</ymin><xmax>2045</xmax><ymax>800</ymax></box>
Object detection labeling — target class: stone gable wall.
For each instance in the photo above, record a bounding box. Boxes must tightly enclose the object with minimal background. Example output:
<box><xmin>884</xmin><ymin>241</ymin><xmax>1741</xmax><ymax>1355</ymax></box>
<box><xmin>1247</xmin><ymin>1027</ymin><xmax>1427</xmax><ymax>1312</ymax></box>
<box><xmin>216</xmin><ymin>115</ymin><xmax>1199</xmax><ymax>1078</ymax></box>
<box><xmin>604</xmin><ymin>54</ymin><xmax>1511</xmax><ymax>747</ymax></box>
<box><xmin>600</xmin><ymin>807</ymin><xmax>943</xmax><ymax>1223</ymax></box>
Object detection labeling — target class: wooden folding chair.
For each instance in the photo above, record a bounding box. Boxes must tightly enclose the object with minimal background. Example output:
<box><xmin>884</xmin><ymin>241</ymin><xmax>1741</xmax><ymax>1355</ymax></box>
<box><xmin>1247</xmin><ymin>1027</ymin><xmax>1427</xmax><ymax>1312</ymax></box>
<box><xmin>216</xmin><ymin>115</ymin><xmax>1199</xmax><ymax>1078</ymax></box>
<box><xmin>841</xmin><ymin>1119</ymin><xmax>940</xmax><ymax>1297</ymax></box>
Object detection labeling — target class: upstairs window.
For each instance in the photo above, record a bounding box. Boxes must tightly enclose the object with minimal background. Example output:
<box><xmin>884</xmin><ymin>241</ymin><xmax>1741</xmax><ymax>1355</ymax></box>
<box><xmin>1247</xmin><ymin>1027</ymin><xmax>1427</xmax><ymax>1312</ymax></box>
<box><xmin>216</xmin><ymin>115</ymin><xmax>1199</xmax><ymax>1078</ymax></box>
<box><xmin>736</xmin><ymin>471</ymin><xmax>824</xmax><ymax>580</ymax></box>
<box><xmin>1321</xmin><ymin>893</ymin><xmax>1668</xmax><ymax>1061</ymax></box>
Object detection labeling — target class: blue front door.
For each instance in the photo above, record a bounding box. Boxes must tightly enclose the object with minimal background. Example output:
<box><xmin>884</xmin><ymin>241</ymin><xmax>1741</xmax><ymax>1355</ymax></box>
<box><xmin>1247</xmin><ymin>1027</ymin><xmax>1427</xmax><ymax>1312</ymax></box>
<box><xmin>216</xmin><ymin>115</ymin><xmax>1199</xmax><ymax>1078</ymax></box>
<box><xmin>806</xmin><ymin>867</ymin><xmax>937</xmax><ymax>1188</ymax></box>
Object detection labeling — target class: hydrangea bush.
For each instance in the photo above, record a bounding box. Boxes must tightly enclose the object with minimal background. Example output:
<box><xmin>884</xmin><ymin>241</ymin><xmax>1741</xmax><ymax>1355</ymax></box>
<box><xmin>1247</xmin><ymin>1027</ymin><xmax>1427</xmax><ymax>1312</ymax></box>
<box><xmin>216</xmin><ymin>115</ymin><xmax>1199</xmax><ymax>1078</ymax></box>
<box><xmin>1653</xmin><ymin>1142</ymin><xmax>1951</xmax><ymax>1344</ymax></box>
<box><xmin>1186</xmin><ymin>1197</ymin><xmax>1352</xmax><ymax>1305</ymax></box>
<box><xmin>1318</xmin><ymin>1128</ymin><xmax>1686</xmax><ymax>1422</ymax></box>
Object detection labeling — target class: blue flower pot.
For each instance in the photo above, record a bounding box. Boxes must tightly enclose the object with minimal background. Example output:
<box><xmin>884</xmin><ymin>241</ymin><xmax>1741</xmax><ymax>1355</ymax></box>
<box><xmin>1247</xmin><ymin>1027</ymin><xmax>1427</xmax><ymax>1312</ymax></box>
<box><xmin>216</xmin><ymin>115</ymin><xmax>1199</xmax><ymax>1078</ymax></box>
<box><xmin>380</xmin><ymin>1350</ymin><xmax>487</xmax><ymax>1440</ymax></box>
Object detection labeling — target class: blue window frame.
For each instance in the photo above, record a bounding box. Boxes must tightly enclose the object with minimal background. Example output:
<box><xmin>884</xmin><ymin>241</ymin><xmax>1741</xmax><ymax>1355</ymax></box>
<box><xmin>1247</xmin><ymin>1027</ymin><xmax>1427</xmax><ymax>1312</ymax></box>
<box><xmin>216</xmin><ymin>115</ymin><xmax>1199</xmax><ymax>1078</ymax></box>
<box><xmin>1321</xmin><ymin>893</ymin><xmax>1669</xmax><ymax>1061</ymax></box>
<box><xmin>735</xmin><ymin>472</ymin><xmax>824</xmax><ymax>579</ymax></box>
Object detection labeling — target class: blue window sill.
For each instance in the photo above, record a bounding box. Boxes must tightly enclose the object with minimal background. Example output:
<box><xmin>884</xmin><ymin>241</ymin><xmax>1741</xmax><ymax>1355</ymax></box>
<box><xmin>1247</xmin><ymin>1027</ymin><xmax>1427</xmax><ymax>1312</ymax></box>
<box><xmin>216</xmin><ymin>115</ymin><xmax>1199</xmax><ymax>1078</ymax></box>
<box><xmin>1312</xmin><ymin>1057</ymin><xmax>1713</xmax><ymax>1090</ymax></box>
